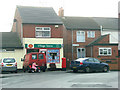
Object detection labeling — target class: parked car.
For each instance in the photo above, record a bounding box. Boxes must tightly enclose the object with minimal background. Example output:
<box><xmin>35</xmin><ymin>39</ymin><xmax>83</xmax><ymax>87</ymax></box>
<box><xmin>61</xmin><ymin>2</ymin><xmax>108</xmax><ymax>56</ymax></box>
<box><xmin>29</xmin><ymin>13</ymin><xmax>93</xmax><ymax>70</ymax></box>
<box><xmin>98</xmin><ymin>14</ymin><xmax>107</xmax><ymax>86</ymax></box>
<box><xmin>0</xmin><ymin>58</ymin><xmax>17</xmax><ymax>73</ymax></box>
<box><xmin>21</xmin><ymin>52</ymin><xmax>47</xmax><ymax>73</ymax></box>
<box><xmin>70</xmin><ymin>57</ymin><xmax>109</xmax><ymax>73</ymax></box>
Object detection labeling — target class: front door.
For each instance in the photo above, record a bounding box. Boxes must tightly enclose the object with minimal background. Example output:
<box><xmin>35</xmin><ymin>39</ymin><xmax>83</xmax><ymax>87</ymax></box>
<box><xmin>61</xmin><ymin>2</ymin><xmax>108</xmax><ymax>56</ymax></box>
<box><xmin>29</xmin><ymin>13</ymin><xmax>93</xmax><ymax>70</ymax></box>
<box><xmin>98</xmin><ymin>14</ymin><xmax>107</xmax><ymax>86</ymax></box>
<box><xmin>77</xmin><ymin>48</ymin><xmax>85</xmax><ymax>58</ymax></box>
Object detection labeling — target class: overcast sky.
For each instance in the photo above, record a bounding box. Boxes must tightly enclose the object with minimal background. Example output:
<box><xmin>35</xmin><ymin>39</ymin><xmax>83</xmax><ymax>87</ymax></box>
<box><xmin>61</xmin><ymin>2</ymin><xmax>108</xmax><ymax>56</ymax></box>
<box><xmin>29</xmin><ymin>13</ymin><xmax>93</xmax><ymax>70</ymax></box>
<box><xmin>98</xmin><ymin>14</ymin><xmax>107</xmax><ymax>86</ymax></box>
<box><xmin>0</xmin><ymin>0</ymin><xmax>119</xmax><ymax>32</ymax></box>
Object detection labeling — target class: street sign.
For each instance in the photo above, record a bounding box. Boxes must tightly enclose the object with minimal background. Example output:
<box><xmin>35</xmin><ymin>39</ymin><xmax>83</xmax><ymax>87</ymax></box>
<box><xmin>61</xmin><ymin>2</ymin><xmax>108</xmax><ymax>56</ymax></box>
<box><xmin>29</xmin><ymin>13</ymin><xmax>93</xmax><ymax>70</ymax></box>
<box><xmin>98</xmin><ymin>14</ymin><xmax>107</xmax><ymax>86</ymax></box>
<box><xmin>72</xmin><ymin>44</ymin><xmax>79</xmax><ymax>46</ymax></box>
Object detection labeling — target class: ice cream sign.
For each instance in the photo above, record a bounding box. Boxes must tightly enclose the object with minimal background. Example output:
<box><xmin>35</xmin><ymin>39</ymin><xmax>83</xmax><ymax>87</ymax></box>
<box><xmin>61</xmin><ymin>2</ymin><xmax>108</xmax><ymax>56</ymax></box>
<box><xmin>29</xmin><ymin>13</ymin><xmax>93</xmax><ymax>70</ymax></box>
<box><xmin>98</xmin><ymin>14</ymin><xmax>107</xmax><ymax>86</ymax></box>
<box><xmin>25</xmin><ymin>44</ymin><xmax>61</xmax><ymax>48</ymax></box>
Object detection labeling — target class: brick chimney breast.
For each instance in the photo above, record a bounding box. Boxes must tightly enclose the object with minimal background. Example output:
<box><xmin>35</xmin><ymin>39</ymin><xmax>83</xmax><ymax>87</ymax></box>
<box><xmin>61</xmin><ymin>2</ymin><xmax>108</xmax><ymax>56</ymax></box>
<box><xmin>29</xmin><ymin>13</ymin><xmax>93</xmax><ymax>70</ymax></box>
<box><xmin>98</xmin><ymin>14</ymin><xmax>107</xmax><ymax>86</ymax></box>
<box><xmin>58</xmin><ymin>7</ymin><xmax>64</xmax><ymax>17</ymax></box>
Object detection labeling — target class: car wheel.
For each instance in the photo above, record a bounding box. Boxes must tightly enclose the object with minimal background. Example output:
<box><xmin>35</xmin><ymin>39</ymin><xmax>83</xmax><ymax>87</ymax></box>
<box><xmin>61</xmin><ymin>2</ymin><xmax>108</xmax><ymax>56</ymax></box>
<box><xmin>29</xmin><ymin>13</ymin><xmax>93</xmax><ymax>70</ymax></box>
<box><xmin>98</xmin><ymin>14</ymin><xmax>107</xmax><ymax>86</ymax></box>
<box><xmin>31</xmin><ymin>70</ymin><xmax>35</xmax><ymax>73</ymax></box>
<box><xmin>103</xmin><ymin>66</ymin><xmax>108</xmax><ymax>72</ymax></box>
<box><xmin>85</xmin><ymin>67</ymin><xmax>90</xmax><ymax>73</ymax></box>
<box><xmin>28</xmin><ymin>69</ymin><xmax>32</xmax><ymax>73</ymax></box>
<box><xmin>43</xmin><ymin>69</ymin><xmax>46</xmax><ymax>72</ymax></box>
<box><xmin>73</xmin><ymin>69</ymin><xmax>78</xmax><ymax>73</ymax></box>
<box><xmin>23</xmin><ymin>67</ymin><xmax>26</xmax><ymax>72</ymax></box>
<box><xmin>15</xmin><ymin>70</ymin><xmax>17</xmax><ymax>73</ymax></box>
<box><xmin>38</xmin><ymin>70</ymin><xmax>41</xmax><ymax>73</ymax></box>
<box><xmin>1</xmin><ymin>71</ymin><xmax>4</xmax><ymax>74</ymax></box>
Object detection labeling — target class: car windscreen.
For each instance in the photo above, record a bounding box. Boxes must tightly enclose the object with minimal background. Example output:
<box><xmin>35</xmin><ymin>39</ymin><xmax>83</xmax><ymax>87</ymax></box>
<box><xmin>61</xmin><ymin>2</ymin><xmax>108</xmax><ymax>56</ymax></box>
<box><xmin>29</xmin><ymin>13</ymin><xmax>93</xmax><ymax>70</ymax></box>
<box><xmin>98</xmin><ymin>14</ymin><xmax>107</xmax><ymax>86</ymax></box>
<box><xmin>3</xmin><ymin>58</ymin><xmax>15</xmax><ymax>63</ymax></box>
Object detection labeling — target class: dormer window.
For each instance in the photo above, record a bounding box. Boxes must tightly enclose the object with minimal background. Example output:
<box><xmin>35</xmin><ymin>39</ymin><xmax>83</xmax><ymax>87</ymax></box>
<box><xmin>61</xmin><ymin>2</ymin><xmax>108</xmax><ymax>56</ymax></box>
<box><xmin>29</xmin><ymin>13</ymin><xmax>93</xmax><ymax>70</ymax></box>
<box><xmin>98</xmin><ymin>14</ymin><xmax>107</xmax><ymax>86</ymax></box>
<box><xmin>35</xmin><ymin>27</ymin><xmax>51</xmax><ymax>37</ymax></box>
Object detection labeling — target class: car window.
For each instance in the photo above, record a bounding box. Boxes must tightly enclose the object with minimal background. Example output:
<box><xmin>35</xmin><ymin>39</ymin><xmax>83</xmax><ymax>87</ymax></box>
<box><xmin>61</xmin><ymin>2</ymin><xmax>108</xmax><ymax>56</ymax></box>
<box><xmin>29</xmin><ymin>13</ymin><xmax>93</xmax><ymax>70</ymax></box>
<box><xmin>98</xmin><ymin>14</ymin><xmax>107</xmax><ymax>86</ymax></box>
<box><xmin>94</xmin><ymin>58</ymin><xmax>100</xmax><ymax>63</ymax></box>
<box><xmin>88</xmin><ymin>58</ymin><xmax>94</xmax><ymax>62</ymax></box>
<box><xmin>3</xmin><ymin>58</ymin><xmax>15</xmax><ymax>63</ymax></box>
<box><xmin>38</xmin><ymin>54</ymin><xmax>44</xmax><ymax>59</ymax></box>
<box><xmin>85</xmin><ymin>59</ymin><xmax>89</xmax><ymax>62</ymax></box>
<box><xmin>32</xmin><ymin>54</ymin><xmax>37</xmax><ymax>59</ymax></box>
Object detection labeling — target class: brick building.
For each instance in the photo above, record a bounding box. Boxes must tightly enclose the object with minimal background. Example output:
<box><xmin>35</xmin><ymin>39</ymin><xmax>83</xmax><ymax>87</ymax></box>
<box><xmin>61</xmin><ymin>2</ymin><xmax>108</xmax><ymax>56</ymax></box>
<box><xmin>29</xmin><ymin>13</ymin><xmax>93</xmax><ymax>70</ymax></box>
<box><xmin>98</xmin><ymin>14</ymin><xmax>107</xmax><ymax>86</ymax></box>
<box><xmin>62</xmin><ymin>16</ymin><xmax>119</xmax><ymax>70</ymax></box>
<box><xmin>1</xmin><ymin>6</ymin><xmax>64</xmax><ymax>69</ymax></box>
<box><xmin>0</xmin><ymin>6</ymin><xmax>119</xmax><ymax>70</ymax></box>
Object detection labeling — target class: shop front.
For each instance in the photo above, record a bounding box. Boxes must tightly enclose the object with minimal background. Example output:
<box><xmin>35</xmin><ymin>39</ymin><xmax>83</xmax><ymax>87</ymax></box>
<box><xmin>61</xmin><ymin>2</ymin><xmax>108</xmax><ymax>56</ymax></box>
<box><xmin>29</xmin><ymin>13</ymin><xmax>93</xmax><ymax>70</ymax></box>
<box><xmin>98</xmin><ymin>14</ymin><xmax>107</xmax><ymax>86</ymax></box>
<box><xmin>25</xmin><ymin>43</ymin><xmax>63</xmax><ymax>69</ymax></box>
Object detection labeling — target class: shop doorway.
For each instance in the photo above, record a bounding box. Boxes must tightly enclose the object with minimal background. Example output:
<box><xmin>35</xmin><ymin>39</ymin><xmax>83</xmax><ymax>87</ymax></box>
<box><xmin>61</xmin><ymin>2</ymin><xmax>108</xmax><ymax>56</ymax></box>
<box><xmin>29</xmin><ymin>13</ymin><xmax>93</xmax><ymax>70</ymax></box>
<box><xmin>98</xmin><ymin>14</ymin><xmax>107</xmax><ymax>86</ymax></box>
<box><xmin>50</xmin><ymin>53</ymin><xmax>57</xmax><ymax>60</ymax></box>
<box><xmin>77</xmin><ymin>48</ymin><xmax>85</xmax><ymax>58</ymax></box>
<box><xmin>40</xmin><ymin>49</ymin><xmax>47</xmax><ymax>57</ymax></box>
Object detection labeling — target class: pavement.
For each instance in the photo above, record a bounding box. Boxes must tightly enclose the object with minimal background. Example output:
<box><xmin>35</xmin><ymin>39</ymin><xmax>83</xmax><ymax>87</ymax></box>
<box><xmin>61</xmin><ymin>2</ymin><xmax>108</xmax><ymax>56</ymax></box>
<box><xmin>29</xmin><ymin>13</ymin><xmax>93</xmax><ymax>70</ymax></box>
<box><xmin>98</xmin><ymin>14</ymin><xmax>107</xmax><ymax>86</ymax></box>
<box><xmin>0</xmin><ymin>70</ymin><xmax>71</xmax><ymax>78</ymax></box>
<box><xmin>0</xmin><ymin>70</ymin><xmax>118</xmax><ymax>78</ymax></box>
<box><xmin>0</xmin><ymin>73</ymin><xmax>22</xmax><ymax>78</ymax></box>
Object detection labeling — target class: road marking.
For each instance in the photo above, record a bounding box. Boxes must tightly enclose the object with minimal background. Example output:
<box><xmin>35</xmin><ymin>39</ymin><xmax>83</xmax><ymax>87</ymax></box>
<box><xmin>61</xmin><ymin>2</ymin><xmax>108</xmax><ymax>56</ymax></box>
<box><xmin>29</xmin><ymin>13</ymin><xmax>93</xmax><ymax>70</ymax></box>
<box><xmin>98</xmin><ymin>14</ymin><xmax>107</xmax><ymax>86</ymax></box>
<box><xmin>71</xmin><ymin>83</ymin><xmax>112</xmax><ymax>88</ymax></box>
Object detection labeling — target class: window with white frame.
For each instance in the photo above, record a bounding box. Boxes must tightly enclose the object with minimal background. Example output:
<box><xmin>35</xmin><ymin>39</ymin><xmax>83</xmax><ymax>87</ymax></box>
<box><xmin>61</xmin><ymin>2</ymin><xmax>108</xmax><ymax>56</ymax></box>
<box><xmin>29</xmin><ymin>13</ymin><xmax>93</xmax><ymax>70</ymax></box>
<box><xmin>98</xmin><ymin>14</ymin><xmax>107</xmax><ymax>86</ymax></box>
<box><xmin>35</xmin><ymin>27</ymin><xmax>51</xmax><ymax>37</ymax></box>
<box><xmin>87</xmin><ymin>31</ymin><xmax>95</xmax><ymax>38</ymax></box>
<box><xmin>99</xmin><ymin>48</ymin><xmax>112</xmax><ymax>56</ymax></box>
<box><xmin>77</xmin><ymin>31</ymin><xmax>85</xmax><ymax>42</ymax></box>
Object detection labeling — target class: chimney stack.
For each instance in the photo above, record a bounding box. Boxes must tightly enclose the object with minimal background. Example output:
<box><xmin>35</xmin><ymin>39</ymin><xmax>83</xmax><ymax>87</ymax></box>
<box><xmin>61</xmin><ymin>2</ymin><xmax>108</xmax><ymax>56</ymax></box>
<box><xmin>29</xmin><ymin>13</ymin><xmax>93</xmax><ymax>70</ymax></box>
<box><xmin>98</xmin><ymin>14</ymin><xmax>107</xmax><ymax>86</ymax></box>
<box><xmin>58</xmin><ymin>7</ymin><xmax>64</xmax><ymax>17</ymax></box>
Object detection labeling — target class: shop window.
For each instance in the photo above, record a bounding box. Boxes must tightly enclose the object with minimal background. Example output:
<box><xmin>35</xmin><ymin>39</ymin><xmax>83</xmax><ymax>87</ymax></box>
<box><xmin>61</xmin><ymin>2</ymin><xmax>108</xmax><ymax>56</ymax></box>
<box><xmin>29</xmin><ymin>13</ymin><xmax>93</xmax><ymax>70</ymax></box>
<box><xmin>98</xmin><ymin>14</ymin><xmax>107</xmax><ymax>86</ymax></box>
<box><xmin>50</xmin><ymin>53</ymin><xmax>57</xmax><ymax>59</ymax></box>
<box><xmin>35</xmin><ymin>27</ymin><xmax>51</xmax><ymax>37</ymax></box>
<box><xmin>99</xmin><ymin>48</ymin><xmax>112</xmax><ymax>56</ymax></box>
<box><xmin>32</xmin><ymin>54</ymin><xmax>37</xmax><ymax>59</ymax></box>
<box><xmin>27</xmin><ymin>49</ymin><xmax>39</xmax><ymax>54</ymax></box>
<box><xmin>87</xmin><ymin>31</ymin><xmax>95</xmax><ymax>38</ymax></box>
<box><xmin>47</xmin><ymin>49</ymin><xmax>60</xmax><ymax>63</ymax></box>
<box><xmin>38</xmin><ymin>54</ymin><xmax>44</xmax><ymax>59</ymax></box>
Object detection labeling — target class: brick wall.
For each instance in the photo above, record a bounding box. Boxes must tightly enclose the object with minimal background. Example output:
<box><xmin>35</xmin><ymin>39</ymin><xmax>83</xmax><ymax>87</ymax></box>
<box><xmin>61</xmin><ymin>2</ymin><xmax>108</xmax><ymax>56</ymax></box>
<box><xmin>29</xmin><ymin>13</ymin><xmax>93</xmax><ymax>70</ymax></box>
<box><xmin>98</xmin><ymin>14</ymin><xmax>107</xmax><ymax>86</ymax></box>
<box><xmin>86</xmin><ymin>46</ymin><xmax>93</xmax><ymax>57</ymax></box>
<box><xmin>93</xmin><ymin>45</ymin><xmax>119</xmax><ymax>70</ymax></box>
<box><xmin>23</xmin><ymin>24</ymin><xmax>63</xmax><ymax>38</ymax></box>
<box><xmin>64</xmin><ymin>30</ymin><xmax>72</xmax><ymax>60</ymax></box>
<box><xmin>118</xmin><ymin>57</ymin><xmax>120</xmax><ymax>70</ymax></box>
<box><xmin>97</xmin><ymin>34</ymin><xmax>109</xmax><ymax>44</ymax></box>
<box><xmin>63</xmin><ymin>29</ymin><xmax>101</xmax><ymax>61</ymax></box>
<box><xmin>73</xmin><ymin>30</ymin><xmax>101</xmax><ymax>45</ymax></box>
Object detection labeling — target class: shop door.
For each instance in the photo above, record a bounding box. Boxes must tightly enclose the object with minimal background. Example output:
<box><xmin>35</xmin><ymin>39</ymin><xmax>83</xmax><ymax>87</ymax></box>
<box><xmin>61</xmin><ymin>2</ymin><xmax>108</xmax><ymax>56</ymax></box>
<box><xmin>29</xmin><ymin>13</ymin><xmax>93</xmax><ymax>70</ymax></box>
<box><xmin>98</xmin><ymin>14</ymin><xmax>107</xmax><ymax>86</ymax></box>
<box><xmin>77</xmin><ymin>48</ymin><xmax>85</xmax><ymax>58</ymax></box>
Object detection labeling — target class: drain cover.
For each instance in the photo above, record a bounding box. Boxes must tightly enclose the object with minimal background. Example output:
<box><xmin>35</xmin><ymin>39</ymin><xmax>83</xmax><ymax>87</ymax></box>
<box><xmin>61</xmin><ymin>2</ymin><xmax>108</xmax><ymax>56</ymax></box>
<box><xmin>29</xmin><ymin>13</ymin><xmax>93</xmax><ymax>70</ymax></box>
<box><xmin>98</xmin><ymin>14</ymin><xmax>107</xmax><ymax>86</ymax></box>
<box><xmin>71</xmin><ymin>83</ymin><xmax>112</xmax><ymax>87</ymax></box>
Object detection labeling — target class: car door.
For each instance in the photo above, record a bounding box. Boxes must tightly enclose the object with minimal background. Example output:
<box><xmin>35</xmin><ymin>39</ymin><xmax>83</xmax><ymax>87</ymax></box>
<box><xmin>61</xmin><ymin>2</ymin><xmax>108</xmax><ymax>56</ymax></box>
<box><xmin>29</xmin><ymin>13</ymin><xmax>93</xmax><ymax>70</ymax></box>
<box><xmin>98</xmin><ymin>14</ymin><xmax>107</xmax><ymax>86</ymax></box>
<box><xmin>93</xmin><ymin>58</ymin><xmax>102</xmax><ymax>71</ymax></box>
<box><xmin>87</xmin><ymin>58</ymin><xmax>96</xmax><ymax>71</ymax></box>
<box><xmin>38</xmin><ymin>53</ymin><xmax>45</xmax><ymax>66</ymax></box>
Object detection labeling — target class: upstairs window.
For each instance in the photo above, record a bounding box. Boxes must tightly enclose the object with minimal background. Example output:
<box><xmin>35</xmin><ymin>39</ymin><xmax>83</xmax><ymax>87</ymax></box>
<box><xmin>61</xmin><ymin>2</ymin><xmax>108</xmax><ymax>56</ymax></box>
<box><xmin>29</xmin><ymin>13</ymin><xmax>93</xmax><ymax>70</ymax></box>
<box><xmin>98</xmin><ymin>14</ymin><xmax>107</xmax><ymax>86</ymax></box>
<box><xmin>99</xmin><ymin>48</ymin><xmax>112</xmax><ymax>56</ymax></box>
<box><xmin>77</xmin><ymin>31</ymin><xmax>85</xmax><ymax>42</ymax></box>
<box><xmin>87</xmin><ymin>31</ymin><xmax>95</xmax><ymax>38</ymax></box>
<box><xmin>35</xmin><ymin>27</ymin><xmax>51</xmax><ymax>37</ymax></box>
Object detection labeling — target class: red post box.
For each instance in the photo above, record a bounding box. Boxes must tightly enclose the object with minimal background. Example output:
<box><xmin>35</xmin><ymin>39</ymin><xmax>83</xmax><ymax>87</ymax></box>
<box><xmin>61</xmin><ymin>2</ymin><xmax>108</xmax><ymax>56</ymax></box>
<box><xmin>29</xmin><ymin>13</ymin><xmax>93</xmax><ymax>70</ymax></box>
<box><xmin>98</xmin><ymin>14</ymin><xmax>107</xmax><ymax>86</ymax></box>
<box><xmin>62</xmin><ymin>57</ymin><xmax>66</xmax><ymax>71</ymax></box>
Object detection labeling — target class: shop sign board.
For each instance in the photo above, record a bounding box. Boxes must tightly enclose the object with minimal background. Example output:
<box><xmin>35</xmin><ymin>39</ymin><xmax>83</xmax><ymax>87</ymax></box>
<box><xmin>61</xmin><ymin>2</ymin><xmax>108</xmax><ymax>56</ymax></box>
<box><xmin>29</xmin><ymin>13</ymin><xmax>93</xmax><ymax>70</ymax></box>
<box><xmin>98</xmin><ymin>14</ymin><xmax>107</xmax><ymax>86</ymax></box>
<box><xmin>25</xmin><ymin>44</ymin><xmax>61</xmax><ymax>48</ymax></box>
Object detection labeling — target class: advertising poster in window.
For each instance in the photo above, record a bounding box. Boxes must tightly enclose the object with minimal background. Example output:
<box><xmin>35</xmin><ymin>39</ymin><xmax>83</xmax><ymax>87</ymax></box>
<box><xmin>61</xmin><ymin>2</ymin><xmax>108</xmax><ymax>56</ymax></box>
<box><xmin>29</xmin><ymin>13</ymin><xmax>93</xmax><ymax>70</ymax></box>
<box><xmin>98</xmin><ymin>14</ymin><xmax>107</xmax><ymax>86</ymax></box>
<box><xmin>47</xmin><ymin>49</ymin><xmax>60</xmax><ymax>63</ymax></box>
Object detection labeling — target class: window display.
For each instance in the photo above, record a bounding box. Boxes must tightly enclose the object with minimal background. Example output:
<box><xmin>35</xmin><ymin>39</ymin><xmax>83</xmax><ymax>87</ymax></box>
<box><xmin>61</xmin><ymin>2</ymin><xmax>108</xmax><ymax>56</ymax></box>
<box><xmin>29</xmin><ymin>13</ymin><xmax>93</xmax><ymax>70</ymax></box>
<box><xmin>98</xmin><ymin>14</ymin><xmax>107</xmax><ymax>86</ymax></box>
<box><xmin>47</xmin><ymin>49</ymin><xmax>60</xmax><ymax>63</ymax></box>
